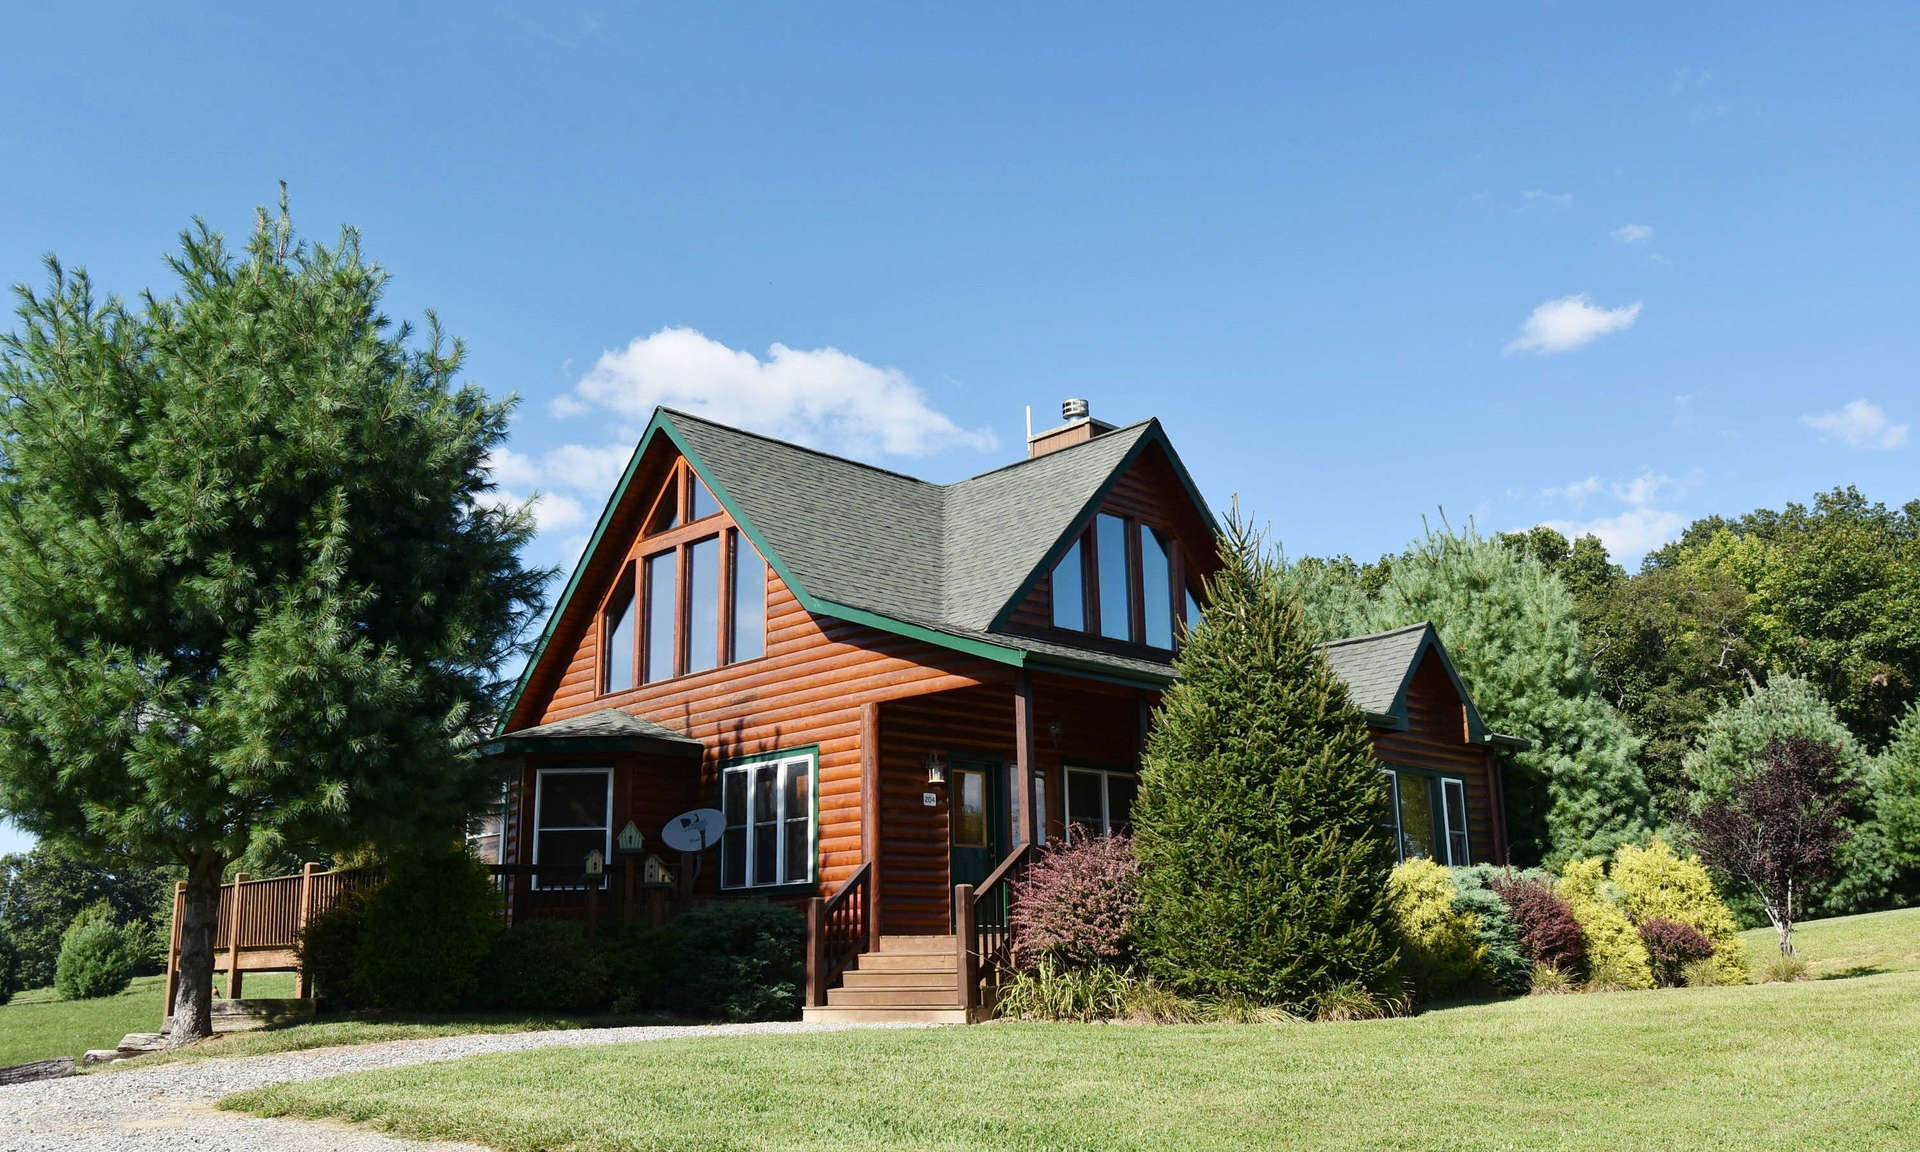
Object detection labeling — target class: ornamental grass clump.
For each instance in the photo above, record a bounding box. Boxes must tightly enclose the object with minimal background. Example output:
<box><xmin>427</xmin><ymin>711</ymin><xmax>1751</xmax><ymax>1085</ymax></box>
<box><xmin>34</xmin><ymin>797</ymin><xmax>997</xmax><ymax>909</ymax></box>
<box><xmin>1010</xmin><ymin>832</ymin><xmax>1140</xmax><ymax>970</ymax></box>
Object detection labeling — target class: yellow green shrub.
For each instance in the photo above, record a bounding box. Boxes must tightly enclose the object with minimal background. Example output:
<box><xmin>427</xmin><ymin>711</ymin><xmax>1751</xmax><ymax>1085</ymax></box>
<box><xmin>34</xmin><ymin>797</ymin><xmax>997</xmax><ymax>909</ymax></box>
<box><xmin>1611</xmin><ymin>839</ymin><xmax>1748</xmax><ymax>983</ymax></box>
<box><xmin>1387</xmin><ymin>859</ymin><xmax>1482</xmax><ymax>998</ymax></box>
<box><xmin>1556</xmin><ymin>859</ymin><xmax>1653</xmax><ymax>990</ymax></box>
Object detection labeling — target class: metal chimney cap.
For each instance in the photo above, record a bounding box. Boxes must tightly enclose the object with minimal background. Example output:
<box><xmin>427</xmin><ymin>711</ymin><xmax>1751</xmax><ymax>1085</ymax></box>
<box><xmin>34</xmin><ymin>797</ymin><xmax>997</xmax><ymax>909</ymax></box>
<box><xmin>1061</xmin><ymin>398</ymin><xmax>1090</xmax><ymax>422</ymax></box>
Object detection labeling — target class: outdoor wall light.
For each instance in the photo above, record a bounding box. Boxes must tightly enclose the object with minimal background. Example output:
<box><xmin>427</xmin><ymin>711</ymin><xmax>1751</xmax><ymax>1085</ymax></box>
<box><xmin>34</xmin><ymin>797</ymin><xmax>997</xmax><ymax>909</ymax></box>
<box><xmin>925</xmin><ymin>752</ymin><xmax>948</xmax><ymax>786</ymax></box>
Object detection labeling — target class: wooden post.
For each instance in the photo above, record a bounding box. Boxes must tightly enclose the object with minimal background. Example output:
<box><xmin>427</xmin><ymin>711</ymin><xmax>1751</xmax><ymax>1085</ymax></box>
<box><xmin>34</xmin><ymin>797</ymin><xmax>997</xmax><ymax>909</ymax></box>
<box><xmin>225</xmin><ymin>873</ymin><xmax>247</xmax><ymax>1000</ymax></box>
<box><xmin>623</xmin><ymin>858</ymin><xmax>637</xmax><ymax>925</ymax></box>
<box><xmin>586</xmin><ymin>878</ymin><xmax>599</xmax><ymax>932</ymax></box>
<box><xmin>294</xmin><ymin>862</ymin><xmax>319</xmax><ymax>1000</ymax></box>
<box><xmin>163</xmin><ymin>881</ymin><xmax>186</xmax><ymax>1023</ymax></box>
<box><xmin>805</xmin><ymin>897</ymin><xmax>826</xmax><ymax>1007</ymax></box>
<box><xmin>859</xmin><ymin>701</ymin><xmax>882</xmax><ymax>951</ymax></box>
<box><xmin>954</xmin><ymin>884</ymin><xmax>977</xmax><ymax>1011</ymax></box>
<box><xmin>1012</xmin><ymin>672</ymin><xmax>1036</xmax><ymax>847</ymax></box>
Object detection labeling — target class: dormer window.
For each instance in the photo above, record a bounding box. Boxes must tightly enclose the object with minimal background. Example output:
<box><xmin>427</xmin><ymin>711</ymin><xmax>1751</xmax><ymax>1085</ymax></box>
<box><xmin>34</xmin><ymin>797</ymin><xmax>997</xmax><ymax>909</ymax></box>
<box><xmin>1049</xmin><ymin>514</ymin><xmax>1194</xmax><ymax>649</ymax></box>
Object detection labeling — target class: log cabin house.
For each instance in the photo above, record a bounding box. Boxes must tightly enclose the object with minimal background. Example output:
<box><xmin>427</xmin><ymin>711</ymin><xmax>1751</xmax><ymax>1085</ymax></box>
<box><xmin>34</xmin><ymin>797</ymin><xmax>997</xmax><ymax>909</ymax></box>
<box><xmin>485</xmin><ymin>401</ymin><xmax>1521</xmax><ymax>1022</ymax></box>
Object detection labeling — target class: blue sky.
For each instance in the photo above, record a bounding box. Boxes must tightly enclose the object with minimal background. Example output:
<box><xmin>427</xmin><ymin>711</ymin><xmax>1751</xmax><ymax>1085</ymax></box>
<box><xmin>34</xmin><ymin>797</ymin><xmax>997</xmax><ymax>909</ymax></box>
<box><xmin>2</xmin><ymin>3</ymin><xmax>1916</xmax><ymax>855</ymax></box>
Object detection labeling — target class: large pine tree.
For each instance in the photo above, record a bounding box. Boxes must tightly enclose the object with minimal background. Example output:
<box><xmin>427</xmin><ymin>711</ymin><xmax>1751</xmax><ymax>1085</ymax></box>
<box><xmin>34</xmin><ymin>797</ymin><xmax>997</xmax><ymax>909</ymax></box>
<box><xmin>0</xmin><ymin>199</ymin><xmax>547</xmax><ymax>1040</ymax></box>
<box><xmin>1131</xmin><ymin>513</ymin><xmax>1399</xmax><ymax>1011</ymax></box>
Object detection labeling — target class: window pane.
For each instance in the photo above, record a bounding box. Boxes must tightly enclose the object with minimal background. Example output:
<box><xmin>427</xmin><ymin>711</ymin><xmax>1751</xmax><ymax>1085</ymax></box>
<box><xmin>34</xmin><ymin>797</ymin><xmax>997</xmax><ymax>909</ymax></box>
<box><xmin>1379</xmin><ymin>770</ymin><xmax>1402</xmax><ymax>856</ymax></box>
<box><xmin>784</xmin><ymin>760</ymin><xmax>811</xmax><ymax>824</ymax></box>
<box><xmin>1106</xmin><ymin>774</ymin><xmax>1139</xmax><ymax>832</ymax></box>
<box><xmin>687</xmin><ymin>536</ymin><xmax>720</xmax><ymax>673</ymax></box>
<box><xmin>753</xmin><ymin>827</ymin><xmax>777</xmax><ymax>887</ymax></box>
<box><xmin>644</xmin><ymin>549</ymin><xmax>677</xmax><ymax>682</ymax></box>
<box><xmin>1066</xmin><ymin>770</ymin><xmax>1103</xmax><ymax>837</ymax></box>
<box><xmin>784</xmin><ymin>816</ymin><xmax>810</xmax><ymax>884</ymax></box>
<box><xmin>536</xmin><ymin>829</ymin><xmax>604</xmax><ymax>873</ymax></box>
<box><xmin>1184</xmin><ymin>585</ymin><xmax>1202</xmax><ymax>635</ymax></box>
<box><xmin>722</xmin><ymin>827</ymin><xmax>746</xmax><ymax>888</ymax></box>
<box><xmin>1444</xmin><ymin>779</ymin><xmax>1471</xmax><ymax>866</ymax></box>
<box><xmin>1141</xmin><ymin>528</ymin><xmax>1173</xmax><ymax>648</ymax></box>
<box><xmin>692</xmin><ymin>476</ymin><xmax>721</xmax><ymax>520</ymax></box>
<box><xmin>730</xmin><ymin>531</ymin><xmax>766</xmax><ymax>662</ymax></box>
<box><xmin>1051</xmin><ymin>539</ymin><xmax>1086</xmax><ymax>631</ymax></box>
<box><xmin>646</xmin><ymin>474</ymin><xmax>680</xmax><ymax>534</ymax></box>
<box><xmin>603</xmin><ymin>573</ymin><xmax>634</xmax><ymax>694</ymax></box>
<box><xmin>1398</xmin><ymin>774</ymin><xmax>1437</xmax><ymax>860</ymax></box>
<box><xmin>954</xmin><ymin>769</ymin><xmax>987</xmax><ymax>848</ymax></box>
<box><xmin>1096</xmin><ymin>514</ymin><xmax>1132</xmax><ymax>640</ymax></box>
<box><xmin>1034</xmin><ymin>775</ymin><xmax>1048</xmax><ymax>846</ymax></box>
<box><xmin>540</xmin><ymin>773</ymin><xmax>608</xmax><ymax>828</ymax></box>
<box><xmin>724</xmin><ymin>769</ymin><xmax>747</xmax><ymax>829</ymax></box>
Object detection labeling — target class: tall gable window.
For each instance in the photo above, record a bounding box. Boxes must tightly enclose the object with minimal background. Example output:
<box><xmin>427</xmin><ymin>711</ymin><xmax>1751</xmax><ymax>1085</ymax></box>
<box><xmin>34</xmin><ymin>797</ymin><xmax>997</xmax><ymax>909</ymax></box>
<box><xmin>599</xmin><ymin>459</ymin><xmax>770</xmax><ymax>694</ymax></box>
<box><xmin>1048</xmin><ymin>513</ymin><xmax>1192</xmax><ymax>650</ymax></box>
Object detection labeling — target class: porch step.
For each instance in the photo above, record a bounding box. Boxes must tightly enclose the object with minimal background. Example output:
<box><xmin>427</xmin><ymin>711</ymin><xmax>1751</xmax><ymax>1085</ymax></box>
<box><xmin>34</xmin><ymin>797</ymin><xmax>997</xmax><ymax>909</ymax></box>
<box><xmin>841</xmin><ymin>968</ymin><xmax>958</xmax><ymax>989</ymax></box>
<box><xmin>875</xmin><ymin>934</ymin><xmax>957</xmax><ymax>954</ymax></box>
<box><xmin>851</xmin><ymin>949</ymin><xmax>958</xmax><ymax>973</ymax></box>
<box><xmin>827</xmin><ymin>985</ymin><xmax>959</xmax><ymax>1008</ymax></box>
<box><xmin>802</xmin><ymin>1005</ymin><xmax>971</xmax><ymax>1026</ymax></box>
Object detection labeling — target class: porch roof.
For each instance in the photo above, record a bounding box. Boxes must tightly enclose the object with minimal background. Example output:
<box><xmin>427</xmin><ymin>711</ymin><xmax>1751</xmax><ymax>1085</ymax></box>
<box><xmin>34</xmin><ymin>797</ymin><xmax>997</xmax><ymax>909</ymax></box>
<box><xmin>488</xmin><ymin>708</ymin><xmax>705</xmax><ymax>758</ymax></box>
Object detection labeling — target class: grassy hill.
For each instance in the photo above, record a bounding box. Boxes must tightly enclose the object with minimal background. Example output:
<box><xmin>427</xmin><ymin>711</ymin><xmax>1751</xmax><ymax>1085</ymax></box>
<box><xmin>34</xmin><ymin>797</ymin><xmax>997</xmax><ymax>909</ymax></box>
<box><xmin>0</xmin><ymin>972</ymin><xmax>294</xmax><ymax>1067</ymax></box>
<box><xmin>1740</xmin><ymin>905</ymin><xmax>1920</xmax><ymax>979</ymax></box>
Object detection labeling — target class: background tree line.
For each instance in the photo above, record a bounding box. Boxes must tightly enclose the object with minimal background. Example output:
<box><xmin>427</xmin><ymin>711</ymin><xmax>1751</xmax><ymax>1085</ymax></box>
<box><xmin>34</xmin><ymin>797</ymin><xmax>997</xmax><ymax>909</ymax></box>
<box><xmin>1282</xmin><ymin>488</ymin><xmax>1920</xmax><ymax>921</ymax></box>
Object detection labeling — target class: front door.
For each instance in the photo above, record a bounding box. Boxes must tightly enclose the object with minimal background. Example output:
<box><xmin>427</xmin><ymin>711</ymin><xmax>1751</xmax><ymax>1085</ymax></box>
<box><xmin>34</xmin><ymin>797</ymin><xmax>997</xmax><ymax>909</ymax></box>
<box><xmin>948</xmin><ymin>758</ymin><xmax>1007</xmax><ymax>908</ymax></box>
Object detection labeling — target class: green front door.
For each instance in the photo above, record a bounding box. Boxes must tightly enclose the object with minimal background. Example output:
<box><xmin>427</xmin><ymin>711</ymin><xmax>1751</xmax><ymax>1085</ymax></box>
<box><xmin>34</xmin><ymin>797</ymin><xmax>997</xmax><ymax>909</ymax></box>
<box><xmin>949</xmin><ymin>759</ymin><xmax>1007</xmax><ymax>908</ymax></box>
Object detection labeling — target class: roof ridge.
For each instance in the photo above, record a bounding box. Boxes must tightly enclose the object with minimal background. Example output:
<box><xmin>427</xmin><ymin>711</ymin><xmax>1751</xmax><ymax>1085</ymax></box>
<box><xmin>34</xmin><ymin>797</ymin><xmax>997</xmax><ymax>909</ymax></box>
<box><xmin>659</xmin><ymin>407</ymin><xmax>940</xmax><ymax>488</ymax></box>
<box><xmin>1315</xmin><ymin>621</ymin><xmax>1432</xmax><ymax>649</ymax></box>
<box><xmin>950</xmin><ymin>418</ymin><xmax>1157</xmax><ymax>484</ymax></box>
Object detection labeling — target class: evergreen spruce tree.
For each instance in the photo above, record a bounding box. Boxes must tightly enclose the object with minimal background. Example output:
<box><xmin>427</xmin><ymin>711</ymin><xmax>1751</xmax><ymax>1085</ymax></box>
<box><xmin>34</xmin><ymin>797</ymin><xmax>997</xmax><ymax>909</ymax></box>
<box><xmin>1132</xmin><ymin>512</ymin><xmax>1399</xmax><ymax>1011</ymax></box>
<box><xmin>0</xmin><ymin>197</ymin><xmax>547</xmax><ymax>1041</ymax></box>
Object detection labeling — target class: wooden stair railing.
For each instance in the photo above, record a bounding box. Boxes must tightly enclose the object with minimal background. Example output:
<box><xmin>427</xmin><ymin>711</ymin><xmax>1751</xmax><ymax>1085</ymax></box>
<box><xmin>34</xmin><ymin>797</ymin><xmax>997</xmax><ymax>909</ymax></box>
<box><xmin>954</xmin><ymin>842</ymin><xmax>1033</xmax><ymax>1014</ymax></box>
<box><xmin>805</xmin><ymin>862</ymin><xmax>872</xmax><ymax>1008</ymax></box>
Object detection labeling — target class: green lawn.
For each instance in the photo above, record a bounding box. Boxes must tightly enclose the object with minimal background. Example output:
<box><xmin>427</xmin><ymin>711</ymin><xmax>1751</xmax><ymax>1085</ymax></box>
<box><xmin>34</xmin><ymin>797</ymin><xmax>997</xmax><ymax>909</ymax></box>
<box><xmin>226</xmin><ymin>971</ymin><xmax>1920</xmax><ymax>1151</ymax></box>
<box><xmin>1740</xmin><ymin>904</ymin><xmax>1920</xmax><ymax>979</ymax></box>
<box><xmin>0</xmin><ymin>972</ymin><xmax>300</xmax><ymax>1066</ymax></box>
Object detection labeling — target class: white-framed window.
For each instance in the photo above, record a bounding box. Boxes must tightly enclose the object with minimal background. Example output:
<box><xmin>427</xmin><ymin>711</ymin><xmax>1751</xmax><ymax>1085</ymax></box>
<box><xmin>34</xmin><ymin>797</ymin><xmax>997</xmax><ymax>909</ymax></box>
<box><xmin>721</xmin><ymin>750</ymin><xmax>816</xmax><ymax>890</ymax></box>
<box><xmin>1064</xmin><ymin>766</ymin><xmax>1138</xmax><ymax>839</ymax></box>
<box><xmin>1380</xmin><ymin>767</ymin><xmax>1470</xmax><ymax>866</ymax></box>
<box><xmin>532</xmin><ymin>767</ymin><xmax>612</xmax><ymax>890</ymax></box>
<box><xmin>467</xmin><ymin>786</ymin><xmax>508</xmax><ymax>866</ymax></box>
<box><xmin>1441</xmin><ymin>777</ymin><xmax>1471</xmax><ymax>866</ymax></box>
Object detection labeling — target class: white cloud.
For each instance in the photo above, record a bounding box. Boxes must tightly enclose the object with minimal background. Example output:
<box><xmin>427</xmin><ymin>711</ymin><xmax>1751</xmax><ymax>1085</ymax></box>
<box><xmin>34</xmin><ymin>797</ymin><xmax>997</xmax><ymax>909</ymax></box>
<box><xmin>1522</xmin><ymin>188</ymin><xmax>1574</xmax><ymax>209</ymax></box>
<box><xmin>475</xmin><ymin>487</ymin><xmax>588</xmax><ymax>533</ymax></box>
<box><xmin>483</xmin><ymin>447</ymin><xmax>543</xmax><ymax>490</ymax></box>
<box><xmin>1611</xmin><ymin>223</ymin><xmax>1654</xmax><ymax>245</ymax></box>
<box><xmin>1541</xmin><ymin>507</ymin><xmax>1690</xmax><ymax>562</ymax></box>
<box><xmin>1802</xmin><ymin>399</ymin><xmax>1909</xmax><ymax>451</ymax></box>
<box><xmin>554</xmin><ymin>326</ymin><xmax>997</xmax><ymax>458</ymax></box>
<box><xmin>1505</xmin><ymin>295</ymin><xmax>1642</xmax><ymax>355</ymax></box>
<box><xmin>542</xmin><ymin>443</ymin><xmax>634</xmax><ymax>492</ymax></box>
<box><xmin>1610</xmin><ymin>469</ymin><xmax>1673</xmax><ymax>508</ymax></box>
<box><xmin>1542</xmin><ymin>476</ymin><xmax>1603</xmax><ymax>509</ymax></box>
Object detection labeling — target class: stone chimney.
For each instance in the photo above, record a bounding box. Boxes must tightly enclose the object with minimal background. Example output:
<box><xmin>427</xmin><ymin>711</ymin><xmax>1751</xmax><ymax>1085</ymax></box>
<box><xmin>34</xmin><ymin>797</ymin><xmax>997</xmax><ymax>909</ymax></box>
<box><xmin>1027</xmin><ymin>398</ymin><xmax>1116</xmax><ymax>459</ymax></box>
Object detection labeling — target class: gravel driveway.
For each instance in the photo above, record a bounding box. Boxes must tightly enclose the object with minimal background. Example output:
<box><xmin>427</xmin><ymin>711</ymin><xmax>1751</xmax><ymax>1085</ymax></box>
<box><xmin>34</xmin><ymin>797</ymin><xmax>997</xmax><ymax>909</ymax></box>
<box><xmin>0</xmin><ymin>1020</ymin><xmax>873</xmax><ymax>1152</ymax></box>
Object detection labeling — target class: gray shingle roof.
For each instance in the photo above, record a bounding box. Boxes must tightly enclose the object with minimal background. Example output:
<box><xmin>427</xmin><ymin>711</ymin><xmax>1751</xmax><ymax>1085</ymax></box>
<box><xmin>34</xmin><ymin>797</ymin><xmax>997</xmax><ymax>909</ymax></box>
<box><xmin>667</xmin><ymin>408</ymin><xmax>1164</xmax><ymax>644</ymax></box>
<box><xmin>498</xmin><ymin>707</ymin><xmax>703</xmax><ymax>753</ymax></box>
<box><xmin>1317</xmin><ymin>623</ymin><xmax>1432</xmax><ymax>719</ymax></box>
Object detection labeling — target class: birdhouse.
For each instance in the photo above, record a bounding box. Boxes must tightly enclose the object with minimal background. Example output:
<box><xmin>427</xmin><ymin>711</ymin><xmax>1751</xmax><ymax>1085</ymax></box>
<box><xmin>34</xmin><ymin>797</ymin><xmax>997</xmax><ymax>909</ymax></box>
<box><xmin>642</xmin><ymin>854</ymin><xmax>673</xmax><ymax>886</ymax></box>
<box><xmin>584</xmin><ymin>848</ymin><xmax>605</xmax><ymax>877</ymax></box>
<box><xmin>617</xmin><ymin>820</ymin><xmax>645</xmax><ymax>854</ymax></box>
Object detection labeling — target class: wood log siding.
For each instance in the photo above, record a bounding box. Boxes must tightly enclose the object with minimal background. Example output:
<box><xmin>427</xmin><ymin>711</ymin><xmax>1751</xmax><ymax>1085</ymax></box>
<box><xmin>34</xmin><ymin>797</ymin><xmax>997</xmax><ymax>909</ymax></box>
<box><xmin>1369</xmin><ymin>656</ymin><xmax>1502</xmax><ymax>865</ymax></box>
<box><xmin>524</xmin><ymin>569</ymin><xmax>1000</xmax><ymax>897</ymax></box>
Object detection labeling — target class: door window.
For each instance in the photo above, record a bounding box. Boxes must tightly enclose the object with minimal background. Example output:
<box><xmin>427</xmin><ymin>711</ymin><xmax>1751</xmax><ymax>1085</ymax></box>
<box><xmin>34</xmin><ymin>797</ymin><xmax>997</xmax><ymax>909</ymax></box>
<box><xmin>953</xmin><ymin>767</ymin><xmax>988</xmax><ymax>848</ymax></box>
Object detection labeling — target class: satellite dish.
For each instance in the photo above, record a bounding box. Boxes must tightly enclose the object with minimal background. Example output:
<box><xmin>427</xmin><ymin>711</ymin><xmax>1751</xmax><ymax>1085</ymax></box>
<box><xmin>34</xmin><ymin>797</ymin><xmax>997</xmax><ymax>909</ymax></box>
<box><xmin>663</xmin><ymin>808</ymin><xmax>724</xmax><ymax>853</ymax></box>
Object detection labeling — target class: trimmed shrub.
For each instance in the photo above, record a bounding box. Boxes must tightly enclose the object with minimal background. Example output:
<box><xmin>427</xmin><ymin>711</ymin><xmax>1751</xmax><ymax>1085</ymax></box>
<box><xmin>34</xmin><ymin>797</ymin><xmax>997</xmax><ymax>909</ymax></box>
<box><xmin>1132</xmin><ymin>514</ymin><xmax>1399</xmax><ymax>1010</ymax></box>
<box><xmin>480</xmin><ymin>920</ymin><xmax>611</xmax><ymax>1013</ymax></box>
<box><xmin>601</xmin><ymin>924</ymin><xmax>672</xmax><ymax>1015</ymax></box>
<box><xmin>350</xmin><ymin>850</ymin><xmax>502</xmax><ymax>1013</ymax></box>
<box><xmin>1611</xmin><ymin>839</ymin><xmax>1747</xmax><ymax>983</ymax></box>
<box><xmin>1449</xmin><ymin>873</ymin><xmax>1531</xmax><ymax>995</ymax></box>
<box><xmin>1387</xmin><ymin>859</ymin><xmax>1482</xmax><ymax>999</ymax></box>
<box><xmin>297</xmin><ymin>886</ymin><xmax>371</xmax><ymax>1007</ymax></box>
<box><xmin>53</xmin><ymin>901</ymin><xmax>141</xmax><ymax>1000</ymax></box>
<box><xmin>1557</xmin><ymin>859</ymin><xmax>1654</xmax><ymax>990</ymax></box>
<box><xmin>1489</xmin><ymin>872</ymin><xmax>1587</xmax><ymax>978</ymax></box>
<box><xmin>656</xmin><ymin>900</ymin><xmax>804</xmax><ymax>1021</ymax></box>
<box><xmin>1638</xmin><ymin>918</ymin><xmax>1715</xmax><ymax>987</ymax></box>
<box><xmin>1010</xmin><ymin>832</ymin><xmax>1140</xmax><ymax>970</ymax></box>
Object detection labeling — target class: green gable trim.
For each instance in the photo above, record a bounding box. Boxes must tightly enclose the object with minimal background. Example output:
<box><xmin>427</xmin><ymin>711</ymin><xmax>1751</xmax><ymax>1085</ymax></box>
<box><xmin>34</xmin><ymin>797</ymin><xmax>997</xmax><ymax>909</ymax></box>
<box><xmin>985</xmin><ymin>420</ymin><xmax>1220</xmax><ymax>634</ymax></box>
<box><xmin>811</xmin><ymin>599</ymin><xmax>1028</xmax><ymax>666</ymax></box>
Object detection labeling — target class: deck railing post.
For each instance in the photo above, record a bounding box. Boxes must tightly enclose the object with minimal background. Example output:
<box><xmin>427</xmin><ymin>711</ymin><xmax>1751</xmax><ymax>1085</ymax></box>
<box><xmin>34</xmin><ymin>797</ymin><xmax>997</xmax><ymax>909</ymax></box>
<box><xmin>805</xmin><ymin>896</ymin><xmax>827</xmax><ymax>1007</ymax></box>
<box><xmin>225</xmin><ymin>873</ymin><xmax>248</xmax><ymax>999</ymax></box>
<box><xmin>294</xmin><ymin>862</ymin><xmax>319</xmax><ymax>999</ymax></box>
<box><xmin>954</xmin><ymin>884</ymin><xmax>977</xmax><ymax>1011</ymax></box>
<box><xmin>163</xmin><ymin>880</ymin><xmax>186</xmax><ymax>1022</ymax></box>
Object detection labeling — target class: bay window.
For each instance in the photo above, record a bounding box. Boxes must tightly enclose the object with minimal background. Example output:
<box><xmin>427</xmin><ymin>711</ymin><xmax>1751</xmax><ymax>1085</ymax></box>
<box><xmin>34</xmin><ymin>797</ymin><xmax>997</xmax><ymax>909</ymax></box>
<box><xmin>532</xmin><ymin>767</ymin><xmax>612</xmax><ymax>889</ymax></box>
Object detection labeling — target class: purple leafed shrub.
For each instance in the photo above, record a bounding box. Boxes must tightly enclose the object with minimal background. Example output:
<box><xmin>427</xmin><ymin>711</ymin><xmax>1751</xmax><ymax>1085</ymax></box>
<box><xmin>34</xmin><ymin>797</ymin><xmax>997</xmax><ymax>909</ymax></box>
<box><xmin>1638</xmin><ymin>918</ymin><xmax>1715</xmax><ymax>987</ymax></box>
<box><xmin>1489</xmin><ymin>874</ymin><xmax>1587</xmax><ymax>979</ymax></box>
<box><xmin>1010</xmin><ymin>833</ymin><xmax>1141</xmax><ymax>970</ymax></box>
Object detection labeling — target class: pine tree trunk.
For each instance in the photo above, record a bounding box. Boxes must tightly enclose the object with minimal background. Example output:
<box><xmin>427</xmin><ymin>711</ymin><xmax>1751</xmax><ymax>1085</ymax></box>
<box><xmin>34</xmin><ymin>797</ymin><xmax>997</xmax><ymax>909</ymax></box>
<box><xmin>168</xmin><ymin>852</ymin><xmax>225</xmax><ymax>1046</ymax></box>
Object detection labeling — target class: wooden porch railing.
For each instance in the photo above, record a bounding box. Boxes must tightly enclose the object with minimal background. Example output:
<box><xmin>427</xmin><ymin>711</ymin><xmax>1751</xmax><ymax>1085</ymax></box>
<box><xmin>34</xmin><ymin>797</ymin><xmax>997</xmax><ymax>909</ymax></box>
<box><xmin>804</xmin><ymin>862</ymin><xmax>872</xmax><ymax>1008</ymax></box>
<box><xmin>954</xmin><ymin>842</ymin><xmax>1033</xmax><ymax>1015</ymax></box>
<box><xmin>489</xmin><ymin>861</ymin><xmax>683</xmax><ymax>928</ymax></box>
<box><xmin>164</xmin><ymin>862</ymin><xmax>384</xmax><ymax>1012</ymax></box>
